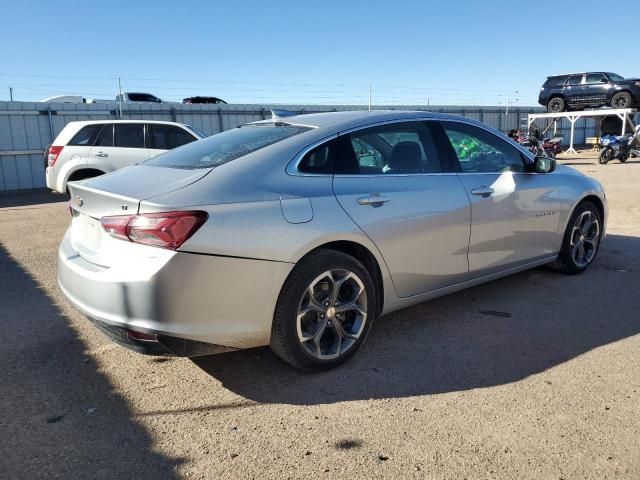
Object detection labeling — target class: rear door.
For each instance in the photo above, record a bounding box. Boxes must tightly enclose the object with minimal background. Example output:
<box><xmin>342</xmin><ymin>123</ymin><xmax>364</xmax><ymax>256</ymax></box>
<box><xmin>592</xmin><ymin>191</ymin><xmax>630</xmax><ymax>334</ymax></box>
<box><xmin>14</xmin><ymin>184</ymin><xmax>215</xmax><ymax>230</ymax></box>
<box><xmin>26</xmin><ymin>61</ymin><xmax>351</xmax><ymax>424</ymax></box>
<box><xmin>564</xmin><ymin>74</ymin><xmax>585</xmax><ymax>106</ymax></box>
<box><xmin>88</xmin><ymin>123</ymin><xmax>149</xmax><ymax>171</ymax></box>
<box><xmin>147</xmin><ymin>124</ymin><xmax>198</xmax><ymax>158</ymax></box>
<box><xmin>332</xmin><ymin>121</ymin><xmax>471</xmax><ymax>298</ymax></box>
<box><xmin>439</xmin><ymin>121</ymin><xmax>562</xmax><ymax>277</ymax></box>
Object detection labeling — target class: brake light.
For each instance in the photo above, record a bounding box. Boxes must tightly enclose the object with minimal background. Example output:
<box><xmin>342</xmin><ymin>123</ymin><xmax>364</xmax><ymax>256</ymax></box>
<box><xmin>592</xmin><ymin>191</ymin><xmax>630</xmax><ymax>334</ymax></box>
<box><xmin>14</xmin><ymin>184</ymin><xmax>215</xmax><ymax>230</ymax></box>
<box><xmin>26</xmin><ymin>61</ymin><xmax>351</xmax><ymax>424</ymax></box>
<box><xmin>48</xmin><ymin>145</ymin><xmax>64</xmax><ymax>167</ymax></box>
<box><xmin>100</xmin><ymin>211</ymin><xmax>208</xmax><ymax>250</ymax></box>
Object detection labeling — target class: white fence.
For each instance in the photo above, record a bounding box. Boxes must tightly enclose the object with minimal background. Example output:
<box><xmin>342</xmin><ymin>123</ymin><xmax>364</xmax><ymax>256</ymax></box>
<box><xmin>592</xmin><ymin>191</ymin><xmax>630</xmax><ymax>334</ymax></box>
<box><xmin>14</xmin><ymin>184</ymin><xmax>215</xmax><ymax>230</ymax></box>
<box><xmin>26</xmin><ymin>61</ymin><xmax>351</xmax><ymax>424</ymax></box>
<box><xmin>0</xmin><ymin>101</ymin><xmax>597</xmax><ymax>192</ymax></box>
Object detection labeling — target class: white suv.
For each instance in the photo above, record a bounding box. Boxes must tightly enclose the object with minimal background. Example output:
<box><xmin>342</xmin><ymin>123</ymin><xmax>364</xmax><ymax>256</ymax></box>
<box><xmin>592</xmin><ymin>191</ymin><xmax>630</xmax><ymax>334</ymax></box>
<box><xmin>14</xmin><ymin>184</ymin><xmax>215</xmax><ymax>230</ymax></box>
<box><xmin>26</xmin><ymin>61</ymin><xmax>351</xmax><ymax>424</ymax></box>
<box><xmin>45</xmin><ymin>120</ymin><xmax>204</xmax><ymax>193</ymax></box>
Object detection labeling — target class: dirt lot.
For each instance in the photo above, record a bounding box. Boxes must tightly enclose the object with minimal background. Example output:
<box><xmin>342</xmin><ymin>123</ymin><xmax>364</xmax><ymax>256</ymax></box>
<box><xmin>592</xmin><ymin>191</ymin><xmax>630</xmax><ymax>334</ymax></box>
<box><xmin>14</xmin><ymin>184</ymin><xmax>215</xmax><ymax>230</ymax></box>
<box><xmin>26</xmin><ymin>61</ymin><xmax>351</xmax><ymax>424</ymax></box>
<box><xmin>1</xmin><ymin>151</ymin><xmax>639</xmax><ymax>480</ymax></box>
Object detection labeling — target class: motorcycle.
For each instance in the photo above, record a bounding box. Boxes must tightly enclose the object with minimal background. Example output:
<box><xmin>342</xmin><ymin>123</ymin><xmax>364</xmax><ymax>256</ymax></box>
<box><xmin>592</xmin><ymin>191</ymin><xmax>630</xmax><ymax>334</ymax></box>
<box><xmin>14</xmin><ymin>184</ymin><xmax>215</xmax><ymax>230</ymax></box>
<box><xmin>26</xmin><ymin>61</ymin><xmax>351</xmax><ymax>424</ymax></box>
<box><xmin>516</xmin><ymin>130</ymin><xmax>556</xmax><ymax>158</ymax></box>
<box><xmin>599</xmin><ymin>134</ymin><xmax>633</xmax><ymax>164</ymax></box>
<box><xmin>600</xmin><ymin>125</ymin><xmax>640</xmax><ymax>164</ymax></box>
<box><xmin>542</xmin><ymin>137</ymin><xmax>563</xmax><ymax>157</ymax></box>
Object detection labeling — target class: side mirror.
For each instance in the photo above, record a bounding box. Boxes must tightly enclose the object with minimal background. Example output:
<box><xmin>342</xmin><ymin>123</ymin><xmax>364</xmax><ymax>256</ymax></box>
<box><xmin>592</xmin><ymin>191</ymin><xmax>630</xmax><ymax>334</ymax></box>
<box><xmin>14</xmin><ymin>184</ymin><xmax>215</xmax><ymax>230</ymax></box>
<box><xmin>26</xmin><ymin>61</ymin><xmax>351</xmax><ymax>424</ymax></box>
<box><xmin>533</xmin><ymin>155</ymin><xmax>556</xmax><ymax>173</ymax></box>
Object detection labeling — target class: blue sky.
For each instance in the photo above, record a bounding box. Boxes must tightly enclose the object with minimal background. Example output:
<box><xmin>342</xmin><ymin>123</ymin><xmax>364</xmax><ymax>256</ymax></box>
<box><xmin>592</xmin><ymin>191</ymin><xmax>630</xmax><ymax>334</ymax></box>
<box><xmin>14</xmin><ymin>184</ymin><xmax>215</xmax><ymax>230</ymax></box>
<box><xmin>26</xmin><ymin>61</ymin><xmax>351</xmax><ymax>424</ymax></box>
<box><xmin>1</xmin><ymin>0</ymin><xmax>637</xmax><ymax>106</ymax></box>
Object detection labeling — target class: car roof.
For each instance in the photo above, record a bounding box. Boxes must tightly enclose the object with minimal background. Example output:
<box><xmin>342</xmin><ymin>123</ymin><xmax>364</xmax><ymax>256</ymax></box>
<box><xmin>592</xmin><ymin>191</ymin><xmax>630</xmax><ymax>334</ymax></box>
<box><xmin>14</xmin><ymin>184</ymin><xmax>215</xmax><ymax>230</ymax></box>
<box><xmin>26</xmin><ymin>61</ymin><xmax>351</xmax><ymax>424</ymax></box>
<box><xmin>246</xmin><ymin>109</ymin><xmax>468</xmax><ymax>130</ymax></box>
<box><xmin>65</xmin><ymin>120</ymin><xmax>190</xmax><ymax>127</ymax></box>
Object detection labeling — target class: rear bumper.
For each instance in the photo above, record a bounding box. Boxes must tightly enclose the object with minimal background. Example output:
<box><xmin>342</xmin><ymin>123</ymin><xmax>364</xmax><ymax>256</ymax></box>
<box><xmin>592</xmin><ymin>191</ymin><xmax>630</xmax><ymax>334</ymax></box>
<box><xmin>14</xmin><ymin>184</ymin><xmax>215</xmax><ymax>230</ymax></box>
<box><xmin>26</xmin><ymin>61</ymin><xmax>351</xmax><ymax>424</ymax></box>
<box><xmin>58</xmin><ymin>227</ymin><xmax>294</xmax><ymax>353</ymax></box>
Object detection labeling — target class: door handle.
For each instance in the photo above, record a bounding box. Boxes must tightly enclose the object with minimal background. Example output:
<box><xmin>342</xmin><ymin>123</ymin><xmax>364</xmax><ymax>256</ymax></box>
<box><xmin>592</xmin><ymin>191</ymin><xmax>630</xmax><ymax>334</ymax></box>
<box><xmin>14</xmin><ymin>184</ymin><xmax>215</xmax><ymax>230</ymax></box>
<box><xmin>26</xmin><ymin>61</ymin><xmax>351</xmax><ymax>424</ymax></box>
<box><xmin>357</xmin><ymin>194</ymin><xmax>390</xmax><ymax>206</ymax></box>
<box><xmin>470</xmin><ymin>186</ymin><xmax>494</xmax><ymax>196</ymax></box>
<box><xmin>95</xmin><ymin>152</ymin><xmax>108</xmax><ymax>157</ymax></box>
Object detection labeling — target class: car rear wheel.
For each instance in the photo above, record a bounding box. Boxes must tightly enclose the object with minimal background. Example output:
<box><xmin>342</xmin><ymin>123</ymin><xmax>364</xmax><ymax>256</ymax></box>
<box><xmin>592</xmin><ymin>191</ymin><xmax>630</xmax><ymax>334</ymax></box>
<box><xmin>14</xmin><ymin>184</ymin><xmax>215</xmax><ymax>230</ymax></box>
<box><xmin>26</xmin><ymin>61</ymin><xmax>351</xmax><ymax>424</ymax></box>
<box><xmin>270</xmin><ymin>250</ymin><xmax>376</xmax><ymax>370</ymax></box>
<box><xmin>547</xmin><ymin>201</ymin><xmax>602</xmax><ymax>275</ymax></box>
<box><xmin>547</xmin><ymin>97</ymin><xmax>565</xmax><ymax>113</ymax></box>
<box><xmin>610</xmin><ymin>92</ymin><xmax>632</xmax><ymax>109</ymax></box>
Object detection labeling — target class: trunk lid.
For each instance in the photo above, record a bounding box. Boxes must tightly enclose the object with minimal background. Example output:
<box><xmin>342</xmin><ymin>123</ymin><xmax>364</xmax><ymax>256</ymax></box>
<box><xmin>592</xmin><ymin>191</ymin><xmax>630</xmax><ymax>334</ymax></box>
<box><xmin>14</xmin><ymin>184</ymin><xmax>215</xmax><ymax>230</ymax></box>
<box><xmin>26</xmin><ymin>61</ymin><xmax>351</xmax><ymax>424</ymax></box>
<box><xmin>67</xmin><ymin>164</ymin><xmax>211</xmax><ymax>265</ymax></box>
<box><xmin>67</xmin><ymin>164</ymin><xmax>211</xmax><ymax>218</ymax></box>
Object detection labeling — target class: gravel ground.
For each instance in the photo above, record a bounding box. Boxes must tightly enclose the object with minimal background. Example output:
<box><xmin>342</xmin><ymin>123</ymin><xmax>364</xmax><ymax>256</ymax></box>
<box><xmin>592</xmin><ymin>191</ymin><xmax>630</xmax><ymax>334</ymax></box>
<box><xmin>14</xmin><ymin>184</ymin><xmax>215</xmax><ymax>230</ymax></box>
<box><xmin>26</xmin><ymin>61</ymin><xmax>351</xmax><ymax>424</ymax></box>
<box><xmin>1</xmin><ymin>152</ymin><xmax>639</xmax><ymax>479</ymax></box>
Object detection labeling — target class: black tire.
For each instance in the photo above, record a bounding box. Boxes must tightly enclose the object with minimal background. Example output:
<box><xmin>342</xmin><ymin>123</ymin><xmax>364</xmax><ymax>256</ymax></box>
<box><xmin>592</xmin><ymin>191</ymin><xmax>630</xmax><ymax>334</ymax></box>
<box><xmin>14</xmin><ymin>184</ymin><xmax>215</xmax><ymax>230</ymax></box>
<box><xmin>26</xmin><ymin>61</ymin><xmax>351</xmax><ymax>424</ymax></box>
<box><xmin>547</xmin><ymin>201</ymin><xmax>602</xmax><ymax>275</ymax></box>
<box><xmin>610</xmin><ymin>92</ymin><xmax>632</xmax><ymax>109</ymax></box>
<box><xmin>599</xmin><ymin>149</ymin><xmax>611</xmax><ymax>164</ymax></box>
<box><xmin>547</xmin><ymin>97</ymin><xmax>565</xmax><ymax>113</ymax></box>
<box><xmin>270</xmin><ymin>249</ymin><xmax>377</xmax><ymax>370</ymax></box>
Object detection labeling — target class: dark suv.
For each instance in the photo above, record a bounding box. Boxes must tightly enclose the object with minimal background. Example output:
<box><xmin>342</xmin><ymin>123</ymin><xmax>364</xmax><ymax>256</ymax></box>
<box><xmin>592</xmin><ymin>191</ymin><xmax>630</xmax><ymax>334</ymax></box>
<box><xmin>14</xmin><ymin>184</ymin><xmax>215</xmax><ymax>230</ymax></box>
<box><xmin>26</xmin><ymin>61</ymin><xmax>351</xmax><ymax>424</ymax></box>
<box><xmin>539</xmin><ymin>72</ymin><xmax>640</xmax><ymax>112</ymax></box>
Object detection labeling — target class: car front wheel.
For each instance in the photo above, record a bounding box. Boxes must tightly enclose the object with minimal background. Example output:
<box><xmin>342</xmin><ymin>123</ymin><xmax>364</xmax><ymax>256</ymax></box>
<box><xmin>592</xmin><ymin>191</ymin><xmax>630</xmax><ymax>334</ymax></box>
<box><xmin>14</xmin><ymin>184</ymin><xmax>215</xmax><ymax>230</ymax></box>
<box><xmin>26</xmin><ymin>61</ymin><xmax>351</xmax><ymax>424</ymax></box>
<box><xmin>270</xmin><ymin>250</ymin><xmax>376</xmax><ymax>370</ymax></box>
<box><xmin>547</xmin><ymin>201</ymin><xmax>602</xmax><ymax>275</ymax></box>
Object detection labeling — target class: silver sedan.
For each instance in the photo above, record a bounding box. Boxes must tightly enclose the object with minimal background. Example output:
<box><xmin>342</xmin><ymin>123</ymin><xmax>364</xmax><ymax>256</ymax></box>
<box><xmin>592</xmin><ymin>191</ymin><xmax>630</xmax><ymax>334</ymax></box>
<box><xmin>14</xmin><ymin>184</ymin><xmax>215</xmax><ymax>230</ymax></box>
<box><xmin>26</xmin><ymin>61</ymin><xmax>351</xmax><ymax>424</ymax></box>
<box><xmin>58</xmin><ymin>110</ymin><xmax>607</xmax><ymax>370</ymax></box>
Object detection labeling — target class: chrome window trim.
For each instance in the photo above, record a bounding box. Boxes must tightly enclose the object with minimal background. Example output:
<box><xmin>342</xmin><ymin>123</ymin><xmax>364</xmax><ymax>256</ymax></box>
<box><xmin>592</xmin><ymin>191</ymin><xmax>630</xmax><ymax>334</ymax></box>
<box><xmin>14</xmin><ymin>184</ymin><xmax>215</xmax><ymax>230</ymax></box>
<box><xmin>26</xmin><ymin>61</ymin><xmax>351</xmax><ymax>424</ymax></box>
<box><xmin>286</xmin><ymin>116</ymin><xmax>535</xmax><ymax>177</ymax></box>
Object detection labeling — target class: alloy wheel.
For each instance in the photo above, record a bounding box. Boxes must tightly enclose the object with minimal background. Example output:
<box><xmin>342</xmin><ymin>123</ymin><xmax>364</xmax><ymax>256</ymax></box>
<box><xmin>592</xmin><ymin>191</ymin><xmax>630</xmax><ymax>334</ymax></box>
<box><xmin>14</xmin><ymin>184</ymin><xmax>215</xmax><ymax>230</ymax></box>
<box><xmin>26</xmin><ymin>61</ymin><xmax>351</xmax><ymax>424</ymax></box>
<box><xmin>570</xmin><ymin>210</ymin><xmax>600</xmax><ymax>268</ymax></box>
<box><xmin>296</xmin><ymin>269</ymin><xmax>368</xmax><ymax>360</ymax></box>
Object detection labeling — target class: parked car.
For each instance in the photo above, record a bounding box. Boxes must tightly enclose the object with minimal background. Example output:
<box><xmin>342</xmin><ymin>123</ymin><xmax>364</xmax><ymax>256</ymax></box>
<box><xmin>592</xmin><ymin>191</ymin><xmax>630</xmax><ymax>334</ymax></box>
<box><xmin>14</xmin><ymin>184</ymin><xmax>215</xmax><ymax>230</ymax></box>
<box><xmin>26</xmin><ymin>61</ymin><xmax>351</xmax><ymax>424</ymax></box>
<box><xmin>45</xmin><ymin>120</ymin><xmax>203</xmax><ymax>193</ymax></box>
<box><xmin>58</xmin><ymin>110</ymin><xmax>607</xmax><ymax>370</ymax></box>
<box><xmin>115</xmin><ymin>92</ymin><xmax>164</xmax><ymax>103</ymax></box>
<box><xmin>539</xmin><ymin>72</ymin><xmax>640</xmax><ymax>112</ymax></box>
<box><xmin>182</xmin><ymin>96</ymin><xmax>227</xmax><ymax>104</ymax></box>
<box><xmin>39</xmin><ymin>95</ymin><xmax>86</xmax><ymax>103</ymax></box>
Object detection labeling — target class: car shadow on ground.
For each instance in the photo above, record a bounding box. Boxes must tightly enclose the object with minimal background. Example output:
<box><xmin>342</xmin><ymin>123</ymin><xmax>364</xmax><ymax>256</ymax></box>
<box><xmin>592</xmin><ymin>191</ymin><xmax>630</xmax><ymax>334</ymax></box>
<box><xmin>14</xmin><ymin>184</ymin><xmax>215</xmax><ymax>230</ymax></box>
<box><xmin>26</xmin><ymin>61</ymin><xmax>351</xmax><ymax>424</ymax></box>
<box><xmin>0</xmin><ymin>244</ymin><xmax>182</xmax><ymax>479</ymax></box>
<box><xmin>0</xmin><ymin>188</ymin><xmax>68</xmax><ymax>208</ymax></box>
<box><xmin>194</xmin><ymin>233</ymin><xmax>640</xmax><ymax>405</ymax></box>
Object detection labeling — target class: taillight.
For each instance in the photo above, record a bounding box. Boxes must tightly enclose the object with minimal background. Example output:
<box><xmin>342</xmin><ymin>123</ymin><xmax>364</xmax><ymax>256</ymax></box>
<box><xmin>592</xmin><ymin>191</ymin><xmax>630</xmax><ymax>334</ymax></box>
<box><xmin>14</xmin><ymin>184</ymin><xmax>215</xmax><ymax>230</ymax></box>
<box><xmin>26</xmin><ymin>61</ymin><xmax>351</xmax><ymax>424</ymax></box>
<box><xmin>48</xmin><ymin>145</ymin><xmax>64</xmax><ymax>167</ymax></box>
<box><xmin>100</xmin><ymin>211</ymin><xmax>208</xmax><ymax>250</ymax></box>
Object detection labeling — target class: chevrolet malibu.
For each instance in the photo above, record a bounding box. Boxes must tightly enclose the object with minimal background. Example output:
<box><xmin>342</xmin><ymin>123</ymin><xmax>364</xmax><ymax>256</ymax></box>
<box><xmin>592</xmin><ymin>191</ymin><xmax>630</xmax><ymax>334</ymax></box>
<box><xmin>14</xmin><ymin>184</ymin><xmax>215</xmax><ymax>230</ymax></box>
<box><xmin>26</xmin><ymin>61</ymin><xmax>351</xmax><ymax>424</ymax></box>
<box><xmin>58</xmin><ymin>110</ymin><xmax>607</xmax><ymax>370</ymax></box>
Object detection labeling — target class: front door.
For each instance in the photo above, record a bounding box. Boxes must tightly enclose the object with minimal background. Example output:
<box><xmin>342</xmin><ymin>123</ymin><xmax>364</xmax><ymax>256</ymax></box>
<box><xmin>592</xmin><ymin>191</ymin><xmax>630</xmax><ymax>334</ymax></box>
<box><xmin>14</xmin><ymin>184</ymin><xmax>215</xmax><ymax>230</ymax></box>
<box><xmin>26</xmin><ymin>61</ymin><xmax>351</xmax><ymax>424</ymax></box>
<box><xmin>332</xmin><ymin>121</ymin><xmax>471</xmax><ymax>298</ymax></box>
<box><xmin>439</xmin><ymin>121</ymin><xmax>562</xmax><ymax>277</ymax></box>
<box><xmin>581</xmin><ymin>73</ymin><xmax>610</xmax><ymax>106</ymax></box>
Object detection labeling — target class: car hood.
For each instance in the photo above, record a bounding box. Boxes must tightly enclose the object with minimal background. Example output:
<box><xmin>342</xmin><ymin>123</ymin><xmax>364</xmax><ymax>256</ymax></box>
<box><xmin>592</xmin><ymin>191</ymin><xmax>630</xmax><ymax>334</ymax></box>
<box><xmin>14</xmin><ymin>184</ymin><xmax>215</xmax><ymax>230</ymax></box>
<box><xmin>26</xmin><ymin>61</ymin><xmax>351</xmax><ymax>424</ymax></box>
<box><xmin>554</xmin><ymin>164</ymin><xmax>583</xmax><ymax>175</ymax></box>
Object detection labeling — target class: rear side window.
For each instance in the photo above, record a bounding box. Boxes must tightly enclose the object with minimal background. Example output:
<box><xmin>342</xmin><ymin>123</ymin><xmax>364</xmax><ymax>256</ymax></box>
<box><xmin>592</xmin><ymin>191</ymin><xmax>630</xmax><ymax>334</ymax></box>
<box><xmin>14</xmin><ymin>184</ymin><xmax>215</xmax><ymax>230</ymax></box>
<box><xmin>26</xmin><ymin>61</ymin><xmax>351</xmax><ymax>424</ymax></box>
<box><xmin>145</xmin><ymin>124</ymin><xmax>310</xmax><ymax>169</ymax></box>
<box><xmin>96</xmin><ymin>124</ymin><xmax>114</xmax><ymax>146</ymax></box>
<box><xmin>567</xmin><ymin>74</ymin><xmax>583</xmax><ymax>86</ymax></box>
<box><xmin>337</xmin><ymin>121</ymin><xmax>442</xmax><ymax>175</ymax></box>
<box><xmin>544</xmin><ymin>75</ymin><xmax>569</xmax><ymax>87</ymax></box>
<box><xmin>68</xmin><ymin>125</ymin><xmax>103</xmax><ymax>146</ymax></box>
<box><xmin>298</xmin><ymin>140</ymin><xmax>338</xmax><ymax>174</ymax></box>
<box><xmin>149</xmin><ymin>125</ymin><xmax>196</xmax><ymax>150</ymax></box>
<box><xmin>115</xmin><ymin>124</ymin><xmax>145</xmax><ymax>148</ymax></box>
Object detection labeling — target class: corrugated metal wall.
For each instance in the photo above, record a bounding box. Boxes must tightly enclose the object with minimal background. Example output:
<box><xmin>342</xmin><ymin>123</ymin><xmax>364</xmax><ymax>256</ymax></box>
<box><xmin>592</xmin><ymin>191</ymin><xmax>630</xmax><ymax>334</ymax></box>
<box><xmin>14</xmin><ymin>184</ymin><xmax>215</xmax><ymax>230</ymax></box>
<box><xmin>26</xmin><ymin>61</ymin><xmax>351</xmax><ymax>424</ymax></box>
<box><xmin>0</xmin><ymin>101</ymin><xmax>598</xmax><ymax>192</ymax></box>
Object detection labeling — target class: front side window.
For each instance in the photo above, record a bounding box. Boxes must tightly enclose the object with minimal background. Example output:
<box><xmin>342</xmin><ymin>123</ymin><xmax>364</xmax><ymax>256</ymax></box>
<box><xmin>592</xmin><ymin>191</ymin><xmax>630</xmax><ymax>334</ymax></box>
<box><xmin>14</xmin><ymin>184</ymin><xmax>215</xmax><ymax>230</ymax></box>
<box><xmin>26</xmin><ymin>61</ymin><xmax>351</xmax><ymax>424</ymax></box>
<box><xmin>115</xmin><ymin>124</ymin><xmax>145</xmax><ymax>149</ymax></box>
<box><xmin>149</xmin><ymin>125</ymin><xmax>196</xmax><ymax>150</ymax></box>
<box><xmin>146</xmin><ymin>124</ymin><xmax>310</xmax><ymax>169</ymax></box>
<box><xmin>441</xmin><ymin>122</ymin><xmax>526</xmax><ymax>173</ymax></box>
<box><xmin>586</xmin><ymin>73</ymin><xmax>607</xmax><ymax>84</ymax></box>
<box><xmin>337</xmin><ymin>122</ymin><xmax>442</xmax><ymax>174</ymax></box>
<box><xmin>68</xmin><ymin>125</ymin><xmax>103</xmax><ymax>146</ymax></box>
<box><xmin>606</xmin><ymin>72</ymin><xmax>624</xmax><ymax>82</ymax></box>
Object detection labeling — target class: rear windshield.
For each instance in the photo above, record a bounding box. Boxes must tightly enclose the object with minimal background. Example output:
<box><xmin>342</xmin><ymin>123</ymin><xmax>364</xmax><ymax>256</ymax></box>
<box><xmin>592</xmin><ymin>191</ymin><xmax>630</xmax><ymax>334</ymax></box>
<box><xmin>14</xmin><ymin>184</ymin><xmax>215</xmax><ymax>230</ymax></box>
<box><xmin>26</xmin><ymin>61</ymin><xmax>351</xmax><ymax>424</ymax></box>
<box><xmin>145</xmin><ymin>124</ymin><xmax>310</xmax><ymax>169</ymax></box>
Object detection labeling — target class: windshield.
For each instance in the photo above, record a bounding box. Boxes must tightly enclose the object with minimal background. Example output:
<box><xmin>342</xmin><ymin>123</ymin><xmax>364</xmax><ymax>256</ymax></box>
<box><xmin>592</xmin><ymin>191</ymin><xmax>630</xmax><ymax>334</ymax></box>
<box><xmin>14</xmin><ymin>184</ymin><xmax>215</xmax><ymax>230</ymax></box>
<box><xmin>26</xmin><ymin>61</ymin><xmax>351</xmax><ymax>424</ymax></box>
<box><xmin>145</xmin><ymin>124</ymin><xmax>310</xmax><ymax>169</ymax></box>
<box><xmin>607</xmin><ymin>73</ymin><xmax>625</xmax><ymax>82</ymax></box>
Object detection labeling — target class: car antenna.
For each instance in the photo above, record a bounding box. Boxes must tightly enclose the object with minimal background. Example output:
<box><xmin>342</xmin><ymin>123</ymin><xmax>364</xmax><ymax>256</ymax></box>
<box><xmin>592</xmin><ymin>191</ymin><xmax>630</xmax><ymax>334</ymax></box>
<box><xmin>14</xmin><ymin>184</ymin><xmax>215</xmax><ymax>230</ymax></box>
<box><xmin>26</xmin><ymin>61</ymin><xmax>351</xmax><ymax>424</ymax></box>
<box><xmin>271</xmin><ymin>109</ymin><xmax>298</xmax><ymax>122</ymax></box>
